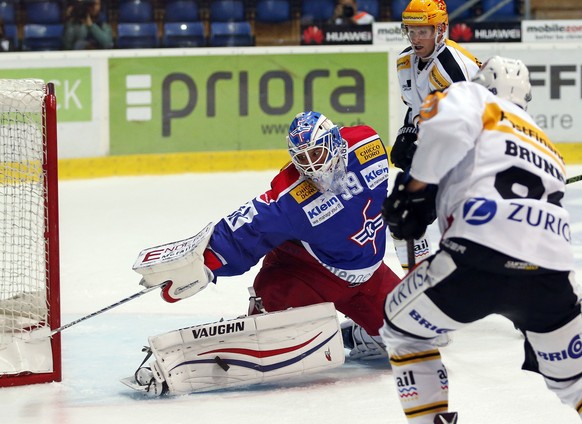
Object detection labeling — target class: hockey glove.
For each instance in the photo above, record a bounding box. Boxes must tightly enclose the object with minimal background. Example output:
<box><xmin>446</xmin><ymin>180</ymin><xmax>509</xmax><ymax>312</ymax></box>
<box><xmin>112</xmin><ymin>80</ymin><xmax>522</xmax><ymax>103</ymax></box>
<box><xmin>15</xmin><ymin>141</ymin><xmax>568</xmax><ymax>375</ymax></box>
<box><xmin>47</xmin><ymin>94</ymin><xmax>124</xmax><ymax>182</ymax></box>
<box><xmin>133</xmin><ymin>223</ymin><xmax>215</xmax><ymax>303</ymax></box>
<box><xmin>390</xmin><ymin>124</ymin><xmax>418</xmax><ymax>170</ymax></box>
<box><xmin>382</xmin><ymin>172</ymin><xmax>437</xmax><ymax>241</ymax></box>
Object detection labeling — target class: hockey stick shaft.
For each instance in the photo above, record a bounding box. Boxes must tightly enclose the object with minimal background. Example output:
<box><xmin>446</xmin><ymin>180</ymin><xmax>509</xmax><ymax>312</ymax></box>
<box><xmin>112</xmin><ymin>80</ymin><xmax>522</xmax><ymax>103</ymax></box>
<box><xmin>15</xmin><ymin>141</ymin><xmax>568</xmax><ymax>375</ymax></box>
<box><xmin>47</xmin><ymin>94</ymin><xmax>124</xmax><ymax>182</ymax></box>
<box><xmin>407</xmin><ymin>239</ymin><xmax>415</xmax><ymax>270</ymax></box>
<box><xmin>567</xmin><ymin>174</ymin><xmax>582</xmax><ymax>185</ymax></box>
<box><xmin>51</xmin><ymin>282</ymin><xmax>165</xmax><ymax>335</ymax></box>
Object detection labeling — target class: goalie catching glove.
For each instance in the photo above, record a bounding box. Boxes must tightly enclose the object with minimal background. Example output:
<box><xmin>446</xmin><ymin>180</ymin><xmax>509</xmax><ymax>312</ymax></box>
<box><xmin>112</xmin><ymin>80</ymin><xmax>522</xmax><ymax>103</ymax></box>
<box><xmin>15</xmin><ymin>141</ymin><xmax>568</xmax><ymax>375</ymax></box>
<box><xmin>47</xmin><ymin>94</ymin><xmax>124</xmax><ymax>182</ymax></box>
<box><xmin>382</xmin><ymin>172</ymin><xmax>437</xmax><ymax>241</ymax></box>
<box><xmin>133</xmin><ymin>223</ymin><xmax>215</xmax><ymax>303</ymax></box>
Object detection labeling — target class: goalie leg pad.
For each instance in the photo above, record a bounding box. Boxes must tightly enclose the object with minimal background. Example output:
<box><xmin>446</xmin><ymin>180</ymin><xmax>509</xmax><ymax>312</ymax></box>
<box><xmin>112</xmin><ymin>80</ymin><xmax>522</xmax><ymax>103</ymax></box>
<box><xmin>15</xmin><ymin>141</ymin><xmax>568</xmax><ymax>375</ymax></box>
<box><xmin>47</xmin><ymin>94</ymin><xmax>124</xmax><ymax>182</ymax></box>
<box><xmin>137</xmin><ymin>302</ymin><xmax>345</xmax><ymax>395</ymax></box>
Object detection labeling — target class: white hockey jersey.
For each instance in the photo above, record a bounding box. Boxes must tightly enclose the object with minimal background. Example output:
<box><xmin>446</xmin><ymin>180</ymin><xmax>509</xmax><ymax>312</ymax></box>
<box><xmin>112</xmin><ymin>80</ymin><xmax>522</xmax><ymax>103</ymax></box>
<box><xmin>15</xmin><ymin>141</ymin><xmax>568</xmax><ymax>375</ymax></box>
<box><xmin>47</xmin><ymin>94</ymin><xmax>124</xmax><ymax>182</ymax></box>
<box><xmin>411</xmin><ymin>81</ymin><xmax>573</xmax><ymax>271</ymax></box>
<box><xmin>397</xmin><ymin>39</ymin><xmax>481</xmax><ymax>125</ymax></box>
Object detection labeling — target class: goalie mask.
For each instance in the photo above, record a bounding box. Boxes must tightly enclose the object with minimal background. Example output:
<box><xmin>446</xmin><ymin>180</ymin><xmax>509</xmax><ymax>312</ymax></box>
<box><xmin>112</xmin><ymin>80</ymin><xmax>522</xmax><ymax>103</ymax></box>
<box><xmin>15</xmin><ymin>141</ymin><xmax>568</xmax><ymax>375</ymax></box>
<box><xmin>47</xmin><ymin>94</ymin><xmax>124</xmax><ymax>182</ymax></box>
<box><xmin>472</xmin><ymin>56</ymin><xmax>532</xmax><ymax>110</ymax></box>
<box><xmin>287</xmin><ymin>111</ymin><xmax>347</xmax><ymax>194</ymax></box>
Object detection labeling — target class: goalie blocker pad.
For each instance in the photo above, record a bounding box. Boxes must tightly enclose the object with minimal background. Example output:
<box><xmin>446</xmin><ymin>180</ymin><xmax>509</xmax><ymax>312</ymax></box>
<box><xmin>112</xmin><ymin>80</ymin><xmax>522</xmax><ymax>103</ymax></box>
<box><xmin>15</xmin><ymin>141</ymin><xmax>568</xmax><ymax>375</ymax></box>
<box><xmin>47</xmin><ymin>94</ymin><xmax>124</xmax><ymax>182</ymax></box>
<box><xmin>132</xmin><ymin>223</ymin><xmax>215</xmax><ymax>302</ymax></box>
<box><xmin>124</xmin><ymin>303</ymin><xmax>344</xmax><ymax>395</ymax></box>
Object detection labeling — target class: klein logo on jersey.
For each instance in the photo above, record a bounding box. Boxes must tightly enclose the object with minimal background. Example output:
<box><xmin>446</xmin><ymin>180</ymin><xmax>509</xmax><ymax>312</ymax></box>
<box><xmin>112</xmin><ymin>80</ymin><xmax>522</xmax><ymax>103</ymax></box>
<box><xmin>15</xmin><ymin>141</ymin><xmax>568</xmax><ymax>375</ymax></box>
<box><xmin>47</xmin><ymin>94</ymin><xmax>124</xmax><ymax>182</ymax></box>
<box><xmin>536</xmin><ymin>334</ymin><xmax>582</xmax><ymax>362</ymax></box>
<box><xmin>360</xmin><ymin>161</ymin><xmax>389</xmax><ymax>189</ymax></box>
<box><xmin>350</xmin><ymin>199</ymin><xmax>383</xmax><ymax>254</ymax></box>
<box><xmin>303</xmin><ymin>194</ymin><xmax>344</xmax><ymax>226</ymax></box>
<box><xmin>355</xmin><ymin>139</ymin><xmax>384</xmax><ymax>165</ymax></box>
<box><xmin>463</xmin><ymin>198</ymin><xmax>497</xmax><ymax>225</ymax></box>
<box><xmin>226</xmin><ymin>201</ymin><xmax>258</xmax><ymax>231</ymax></box>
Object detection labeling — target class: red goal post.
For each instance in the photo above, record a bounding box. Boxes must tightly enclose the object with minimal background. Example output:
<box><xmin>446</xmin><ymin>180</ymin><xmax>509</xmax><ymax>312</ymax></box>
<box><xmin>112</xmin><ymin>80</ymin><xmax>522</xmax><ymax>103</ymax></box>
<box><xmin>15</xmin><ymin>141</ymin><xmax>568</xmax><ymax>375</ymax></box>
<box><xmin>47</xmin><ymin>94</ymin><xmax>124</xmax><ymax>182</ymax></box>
<box><xmin>0</xmin><ymin>79</ymin><xmax>61</xmax><ymax>387</ymax></box>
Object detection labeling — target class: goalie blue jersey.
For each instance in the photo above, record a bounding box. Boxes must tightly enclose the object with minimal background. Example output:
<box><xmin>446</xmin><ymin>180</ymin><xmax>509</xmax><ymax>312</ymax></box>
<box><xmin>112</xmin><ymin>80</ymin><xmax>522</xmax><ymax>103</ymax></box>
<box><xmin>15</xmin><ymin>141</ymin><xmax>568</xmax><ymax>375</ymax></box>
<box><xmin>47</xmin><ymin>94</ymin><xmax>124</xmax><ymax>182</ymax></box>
<box><xmin>208</xmin><ymin>125</ymin><xmax>390</xmax><ymax>286</ymax></box>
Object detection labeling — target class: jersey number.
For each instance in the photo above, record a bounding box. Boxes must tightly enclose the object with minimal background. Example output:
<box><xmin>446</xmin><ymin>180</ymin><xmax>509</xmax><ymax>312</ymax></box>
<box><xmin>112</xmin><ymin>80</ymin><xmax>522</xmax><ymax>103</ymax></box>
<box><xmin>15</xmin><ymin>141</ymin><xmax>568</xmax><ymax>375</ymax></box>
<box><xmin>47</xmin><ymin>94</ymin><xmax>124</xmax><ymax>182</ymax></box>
<box><xmin>494</xmin><ymin>166</ymin><xmax>564</xmax><ymax>206</ymax></box>
<box><xmin>340</xmin><ymin>172</ymin><xmax>363</xmax><ymax>200</ymax></box>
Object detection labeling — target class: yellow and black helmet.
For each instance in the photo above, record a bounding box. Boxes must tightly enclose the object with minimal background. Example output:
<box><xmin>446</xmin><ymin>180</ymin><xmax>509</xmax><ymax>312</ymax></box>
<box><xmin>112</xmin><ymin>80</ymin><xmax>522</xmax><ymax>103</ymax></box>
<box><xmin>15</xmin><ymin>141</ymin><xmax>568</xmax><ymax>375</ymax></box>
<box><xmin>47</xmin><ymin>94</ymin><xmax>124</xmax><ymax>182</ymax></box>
<box><xmin>402</xmin><ymin>0</ymin><xmax>448</xmax><ymax>28</ymax></box>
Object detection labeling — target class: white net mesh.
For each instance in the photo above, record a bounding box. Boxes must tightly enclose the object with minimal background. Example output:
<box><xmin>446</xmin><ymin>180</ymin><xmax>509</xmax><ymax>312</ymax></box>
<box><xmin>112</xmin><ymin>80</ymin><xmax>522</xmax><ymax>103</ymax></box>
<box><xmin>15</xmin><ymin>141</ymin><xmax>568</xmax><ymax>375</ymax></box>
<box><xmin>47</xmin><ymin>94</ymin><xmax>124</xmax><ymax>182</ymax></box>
<box><xmin>0</xmin><ymin>80</ymin><xmax>50</xmax><ymax>373</ymax></box>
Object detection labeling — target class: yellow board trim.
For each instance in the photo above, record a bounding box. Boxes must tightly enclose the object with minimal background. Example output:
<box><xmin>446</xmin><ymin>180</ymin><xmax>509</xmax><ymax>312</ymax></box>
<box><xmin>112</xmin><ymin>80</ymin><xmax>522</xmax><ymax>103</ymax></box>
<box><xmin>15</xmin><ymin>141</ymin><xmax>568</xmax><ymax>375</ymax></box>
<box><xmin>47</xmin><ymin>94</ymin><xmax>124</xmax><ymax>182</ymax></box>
<box><xmin>57</xmin><ymin>145</ymin><xmax>582</xmax><ymax>180</ymax></box>
<box><xmin>58</xmin><ymin>150</ymin><xmax>290</xmax><ymax>180</ymax></box>
<box><xmin>558</xmin><ymin>143</ymin><xmax>582</xmax><ymax>164</ymax></box>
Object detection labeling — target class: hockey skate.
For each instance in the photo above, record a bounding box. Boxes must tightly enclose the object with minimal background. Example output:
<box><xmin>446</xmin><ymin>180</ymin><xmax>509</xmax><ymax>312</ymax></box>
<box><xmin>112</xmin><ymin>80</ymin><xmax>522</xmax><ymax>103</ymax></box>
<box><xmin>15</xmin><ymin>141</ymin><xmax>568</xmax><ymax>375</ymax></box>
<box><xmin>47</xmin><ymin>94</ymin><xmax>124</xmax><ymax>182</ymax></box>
<box><xmin>120</xmin><ymin>347</ymin><xmax>169</xmax><ymax>396</ymax></box>
<box><xmin>341</xmin><ymin>319</ymin><xmax>388</xmax><ymax>361</ymax></box>
<box><xmin>247</xmin><ymin>287</ymin><xmax>266</xmax><ymax>315</ymax></box>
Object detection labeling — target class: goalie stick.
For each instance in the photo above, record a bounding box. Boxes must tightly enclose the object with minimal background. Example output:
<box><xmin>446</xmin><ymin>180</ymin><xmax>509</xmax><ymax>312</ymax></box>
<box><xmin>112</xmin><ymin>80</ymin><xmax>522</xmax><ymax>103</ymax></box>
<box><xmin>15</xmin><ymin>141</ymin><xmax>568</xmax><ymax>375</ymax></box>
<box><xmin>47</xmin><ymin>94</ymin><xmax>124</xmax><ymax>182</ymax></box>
<box><xmin>50</xmin><ymin>281</ymin><xmax>166</xmax><ymax>335</ymax></box>
<box><xmin>407</xmin><ymin>239</ymin><xmax>416</xmax><ymax>270</ymax></box>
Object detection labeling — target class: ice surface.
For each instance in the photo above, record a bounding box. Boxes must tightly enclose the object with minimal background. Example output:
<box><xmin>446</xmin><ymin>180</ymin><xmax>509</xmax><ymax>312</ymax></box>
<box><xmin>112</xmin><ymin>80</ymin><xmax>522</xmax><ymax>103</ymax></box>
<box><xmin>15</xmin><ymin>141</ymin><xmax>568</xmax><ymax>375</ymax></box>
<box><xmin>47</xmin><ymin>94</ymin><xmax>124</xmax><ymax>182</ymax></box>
<box><xmin>3</xmin><ymin>166</ymin><xmax>582</xmax><ymax>424</ymax></box>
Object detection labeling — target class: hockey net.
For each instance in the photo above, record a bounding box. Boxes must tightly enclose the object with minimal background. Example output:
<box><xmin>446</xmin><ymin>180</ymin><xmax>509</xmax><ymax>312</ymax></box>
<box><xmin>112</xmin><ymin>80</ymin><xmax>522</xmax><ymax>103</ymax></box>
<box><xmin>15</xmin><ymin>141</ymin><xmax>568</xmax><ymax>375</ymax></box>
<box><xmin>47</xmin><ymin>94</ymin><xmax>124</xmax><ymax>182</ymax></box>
<box><xmin>0</xmin><ymin>79</ymin><xmax>61</xmax><ymax>387</ymax></box>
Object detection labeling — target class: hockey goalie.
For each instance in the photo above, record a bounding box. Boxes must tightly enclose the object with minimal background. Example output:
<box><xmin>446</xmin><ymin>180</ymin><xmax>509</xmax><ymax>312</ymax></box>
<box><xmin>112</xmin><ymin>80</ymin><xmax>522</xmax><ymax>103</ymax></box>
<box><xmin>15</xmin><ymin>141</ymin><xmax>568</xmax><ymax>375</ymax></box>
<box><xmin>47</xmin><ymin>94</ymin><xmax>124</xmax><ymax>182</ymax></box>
<box><xmin>123</xmin><ymin>224</ymin><xmax>345</xmax><ymax>396</ymax></box>
<box><xmin>123</xmin><ymin>111</ymin><xmax>405</xmax><ymax>395</ymax></box>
